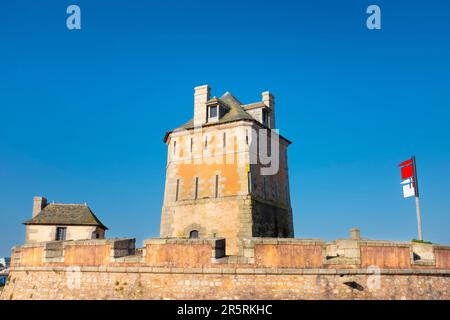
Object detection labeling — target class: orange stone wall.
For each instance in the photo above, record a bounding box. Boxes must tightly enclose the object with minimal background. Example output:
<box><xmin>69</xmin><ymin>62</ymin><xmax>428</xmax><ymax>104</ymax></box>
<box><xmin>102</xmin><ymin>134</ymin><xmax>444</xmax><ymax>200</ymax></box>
<box><xmin>3</xmin><ymin>237</ymin><xmax>450</xmax><ymax>300</ymax></box>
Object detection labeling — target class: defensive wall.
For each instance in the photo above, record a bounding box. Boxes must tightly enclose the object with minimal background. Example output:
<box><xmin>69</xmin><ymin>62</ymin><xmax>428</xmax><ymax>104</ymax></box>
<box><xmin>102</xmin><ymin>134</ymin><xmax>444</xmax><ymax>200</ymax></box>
<box><xmin>1</xmin><ymin>233</ymin><xmax>449</xmax><ymax>299</ymax></box>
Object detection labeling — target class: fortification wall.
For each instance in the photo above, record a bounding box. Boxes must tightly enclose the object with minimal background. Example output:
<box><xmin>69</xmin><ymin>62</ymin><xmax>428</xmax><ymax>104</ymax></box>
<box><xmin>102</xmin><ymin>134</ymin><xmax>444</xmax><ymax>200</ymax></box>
<box><xmin>1</xmin><ymin>237</ymin><xmax>449</xmax><ymax>300</ymax></box>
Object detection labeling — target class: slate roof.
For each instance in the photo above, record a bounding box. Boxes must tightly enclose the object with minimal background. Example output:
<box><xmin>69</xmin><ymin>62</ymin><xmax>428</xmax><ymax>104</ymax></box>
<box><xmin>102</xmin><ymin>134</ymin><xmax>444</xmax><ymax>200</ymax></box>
<box><xmin>23</xmin><ymin>204</ymin><xmax>108</xmax><ymax>229</ymax></box>
<box><xmin>164</xmin><ymin>92</ymin><xmax>266</xmax><ymax>141</ymax></box>
<box><xmin>163</xmin><ymin>91</ymin><xmax>291</xmax><ymax>144</ymax></box>
<box><xmin>175</xmin><ymin>92</ymin><xmax>255</xmax><ymax>131</ymax></box>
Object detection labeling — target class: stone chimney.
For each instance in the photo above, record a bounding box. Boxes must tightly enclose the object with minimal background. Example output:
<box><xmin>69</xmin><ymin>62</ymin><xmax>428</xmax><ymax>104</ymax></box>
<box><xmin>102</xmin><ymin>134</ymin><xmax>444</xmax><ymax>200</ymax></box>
<box><xmin>350</xmin><ymin>228</ymin><xmax>361</xmax><ymax>240</ymax></box>
<box><xmin>262</xmin><ymin>91</ymin><xmax>275</xmax><ymax>129</ymax></box>
<box><xmin>193</xmin><ymin>85</ymin><xmax>211</xmax><ymax>127</ymax></box>
<box><xmin>32</xmin><ymin>196</ymin><xmax>47</xmax><ymax>218</ymax></box>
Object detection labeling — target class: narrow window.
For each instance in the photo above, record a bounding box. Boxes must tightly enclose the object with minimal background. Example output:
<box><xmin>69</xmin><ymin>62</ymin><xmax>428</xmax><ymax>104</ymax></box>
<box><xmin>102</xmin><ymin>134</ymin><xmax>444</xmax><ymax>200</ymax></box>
<box><xmin>190</xmin><ymin>137</ymin><xmax>193</xmax><ymax>153</ymax></box>
<box><xmin>285</xmin><ymin>185</ymin><xmax>289</xmax><ymax>204</ymax></box>
<box><xmin>194</xmin><ymin>177</ymin><xmax>199</xmax><ymax>199</ymax></box>
<box><xmin>273</xmin><ymin>181</ymin><xmax>278</xmax><ymax>199</ymax></box>
<box><xmin>189</xmin><ymin>230</ymin><xmax>199</xmax><ymax>239</ymax></box>
<box><xmin>263</xmin><ymin>177</ymin><xmax>267</xmax><ymax>199</ymax></box>
<box><xmin>56</xmin><ymin>227</ymin><xmax>67</xmax><ymax>241</ymax></box>
<box><xmin>175</xmin><ymin>179</ymin><xmax>180</xmax><ymax>201</ymax></box>
<box><xmin>247</xmin><ymin>171</ymin><xmax>252</xmax><ymax>194</ymax></box>
<box><xmin>276</xmin><ymin>182</ymin><xmax>279</xmax><ymax>199</ymax></box>
<box><xmin>245</xmin><ymin>130</ymin><xmax>249</xmax><ymax>145</ymax></box>
<box><xmin>223</xmin><ymin>132</ymin><xmax>226</xmax><ymax>148</ymax></box>
<box><xmin>215</xmin><ymin>175</ymin><xmax>219</xmax><ymax>198</ymax></box>
<box><xmin>204</xmin><ymin>136</ymin><xmax>208</xmax><ymax>150</ymax></box>
<box><xmin>173</xmin><ymin>141</ymin><xmax>176</xmax><ymax>155</ymax></box>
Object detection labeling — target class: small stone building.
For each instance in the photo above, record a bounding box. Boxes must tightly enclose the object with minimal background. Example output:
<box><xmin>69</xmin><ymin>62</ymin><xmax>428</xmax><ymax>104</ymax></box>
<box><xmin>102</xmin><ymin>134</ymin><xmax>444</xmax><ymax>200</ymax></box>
<box><xmin>161</xmin><ymin>85</ymin><xmax>294</xmax><ymax>255</ymax></box>
<box><xmin>23</xmin><ymin>197</ymin><xmax>107</xmax><ymax>243</ymax></box>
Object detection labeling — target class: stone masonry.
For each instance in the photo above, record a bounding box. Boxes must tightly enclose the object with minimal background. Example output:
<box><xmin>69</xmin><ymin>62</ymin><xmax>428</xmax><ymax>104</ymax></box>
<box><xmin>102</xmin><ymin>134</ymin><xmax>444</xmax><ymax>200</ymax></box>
<box><xmin>2</xmin><ymin>230</ymin><xmax>450</xmax><ymax>300</ymax></box>
<box><xmin>160</xmin><ymin>85</ymin><xmax>294</xmax><ymax>255</ymax></box>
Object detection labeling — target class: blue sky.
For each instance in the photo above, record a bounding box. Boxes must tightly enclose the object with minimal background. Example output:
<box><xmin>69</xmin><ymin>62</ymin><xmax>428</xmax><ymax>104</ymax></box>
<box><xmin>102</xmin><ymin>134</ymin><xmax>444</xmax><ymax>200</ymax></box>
<box><xmin>1</xmin><ymin>0</ymin><xmax>449</xmax><ymax>256</ymax></box>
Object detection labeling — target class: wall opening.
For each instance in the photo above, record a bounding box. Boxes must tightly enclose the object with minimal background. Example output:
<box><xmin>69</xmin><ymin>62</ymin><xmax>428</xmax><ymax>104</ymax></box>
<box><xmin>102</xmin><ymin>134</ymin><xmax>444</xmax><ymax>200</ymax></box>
<box><xmin>55</xmin><ymin>227</ymin><xmax>67</xmax><ymax>241</ymax></box>
<box><xmin>175</xmin><ymin>179</ymin><xmax>180</xmax><ymax>201</ymax></box>
<box><xmin>215</xmin><ymin>175</ymin><xmax>219</xmax><ymax>198</ymax></box>
<box><xmin>189</xmin><ymin>230</ymin><xmax>199</xmax><ymax>239</ymax></box>
<box><xmin>194</xmin><ymin>177</ymin><xmax>199</xmax><ymax>199</ymax></box>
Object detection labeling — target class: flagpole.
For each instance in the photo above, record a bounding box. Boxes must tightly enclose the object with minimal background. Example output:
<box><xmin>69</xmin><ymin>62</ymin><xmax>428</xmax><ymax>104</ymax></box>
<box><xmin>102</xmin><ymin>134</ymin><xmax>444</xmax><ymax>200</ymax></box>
<box><xmin>412</xmin><ymin>155</ymin><xmax>423</xmax><ymax>241</ymax></box>
<box><xmin>415</xmin><ymin>196</ymin><xmax>423</xmax><ymax>241</ymax></box>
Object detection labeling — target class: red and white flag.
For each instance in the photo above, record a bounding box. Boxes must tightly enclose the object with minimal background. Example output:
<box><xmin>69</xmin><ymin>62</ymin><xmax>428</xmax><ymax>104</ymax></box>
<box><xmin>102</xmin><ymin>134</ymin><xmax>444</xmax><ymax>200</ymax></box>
<box><xmin>399</xmin><ymin>158</ymin><xmax>416</xmax><ymax>198</ymax></box>
<box><xmin>399</xmin><ymin>156</ymin><xmax>423</xmax><ymax>240</ymax></box>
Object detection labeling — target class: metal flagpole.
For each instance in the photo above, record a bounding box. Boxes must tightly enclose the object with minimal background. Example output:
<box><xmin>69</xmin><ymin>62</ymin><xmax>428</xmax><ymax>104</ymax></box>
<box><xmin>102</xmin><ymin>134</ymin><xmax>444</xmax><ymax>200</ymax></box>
<box><xmin>412</xmin><ymin>155</ymin><xmax>423</xmax><ymax>241</ymax></box>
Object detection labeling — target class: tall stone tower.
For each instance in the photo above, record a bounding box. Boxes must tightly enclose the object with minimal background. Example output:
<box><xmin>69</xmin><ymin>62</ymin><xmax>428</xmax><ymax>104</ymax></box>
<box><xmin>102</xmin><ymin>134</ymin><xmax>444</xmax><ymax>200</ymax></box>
<box><xmin>160</xmin><ymin>85</ymin><xmax>294</xmax><ymax>255</ymax></box>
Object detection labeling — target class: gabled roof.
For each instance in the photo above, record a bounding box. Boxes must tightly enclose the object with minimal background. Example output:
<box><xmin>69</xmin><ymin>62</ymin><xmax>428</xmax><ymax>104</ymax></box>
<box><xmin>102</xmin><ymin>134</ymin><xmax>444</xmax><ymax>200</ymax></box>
<box><xmin>23</xmin><ymin>204</ymin><xmax>108</xmax><ymax>229</ymax></box>
<box><xmin>163</xmin><ymin>90</ymin><xmax>291</xmax><ymax>144</ymax></box>
<box><xmin>164</xmin><ymin>92</ymin><xmax>256</xmax><ymax>141</ymax></box>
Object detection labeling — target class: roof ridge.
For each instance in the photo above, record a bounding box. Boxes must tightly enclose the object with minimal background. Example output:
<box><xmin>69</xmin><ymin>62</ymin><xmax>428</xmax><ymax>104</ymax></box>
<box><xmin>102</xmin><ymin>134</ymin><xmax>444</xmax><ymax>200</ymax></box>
<box><xmin>23</xmin><ymin>202</ymin><xmax>107</xmax><ymax>230</ymax></box>
<box><xmin>220</xmin><ymin>91</ymin><xmax>242</xmax><ymax>106</ymax></box>
<box><xmin>48</xmin><ymin>203</ymin><xmax>88</xmax><ymax>206</ymax></box>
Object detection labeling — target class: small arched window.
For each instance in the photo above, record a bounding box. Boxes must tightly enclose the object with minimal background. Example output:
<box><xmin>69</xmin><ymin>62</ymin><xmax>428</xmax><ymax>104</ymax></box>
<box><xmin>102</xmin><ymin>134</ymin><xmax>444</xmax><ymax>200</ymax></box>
<box><xmin>189</xmin><ymin>230</ymin><xmax>199</xmax><ymax>239</ymax></box>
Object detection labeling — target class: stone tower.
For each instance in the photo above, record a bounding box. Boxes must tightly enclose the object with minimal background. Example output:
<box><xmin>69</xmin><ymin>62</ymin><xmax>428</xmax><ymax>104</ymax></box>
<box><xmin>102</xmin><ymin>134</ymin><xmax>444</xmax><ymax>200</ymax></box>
<box><xmin>160</xmin><ymin>85</ymin><xmax>294</xmax><ymax>255</ymax></box>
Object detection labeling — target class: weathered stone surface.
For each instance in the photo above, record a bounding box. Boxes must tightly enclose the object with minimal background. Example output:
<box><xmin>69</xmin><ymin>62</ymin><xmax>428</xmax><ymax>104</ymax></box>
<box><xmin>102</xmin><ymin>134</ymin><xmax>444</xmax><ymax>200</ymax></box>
<box><xmin>1</xmin><ymin>268</ymin><xmax>449</xmax><ymax>300</ymax></box>
<box><xmin>161</xmin><ymin>88</ymin><xmax>294</xmax><ymax>255</ymax></box>
<box><xmin>4</xmin><ymin>236</ymin><xmax>450</xmax><ymax>300</ymax></box>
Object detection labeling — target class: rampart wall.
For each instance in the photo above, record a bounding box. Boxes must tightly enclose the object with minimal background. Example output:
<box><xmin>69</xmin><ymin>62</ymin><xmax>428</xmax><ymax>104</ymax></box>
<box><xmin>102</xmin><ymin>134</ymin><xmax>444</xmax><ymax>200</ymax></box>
<box><xmin>1</xmin><ymin>236</ymin><xmax>449</xmax><ymax>299</ymax></box>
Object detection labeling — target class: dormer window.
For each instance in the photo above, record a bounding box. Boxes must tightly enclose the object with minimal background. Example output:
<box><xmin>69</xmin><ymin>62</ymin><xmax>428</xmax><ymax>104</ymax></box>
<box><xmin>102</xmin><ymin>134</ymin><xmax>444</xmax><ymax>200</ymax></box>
<box><xmin>206</xmin><ymin>98</ymin><xmax>230</xmax><ymax>123</ymax></box>
<box><xmin>209</xmin><ymin>106</ymin><xmax>218</xmax><ymax>120</ymax></box>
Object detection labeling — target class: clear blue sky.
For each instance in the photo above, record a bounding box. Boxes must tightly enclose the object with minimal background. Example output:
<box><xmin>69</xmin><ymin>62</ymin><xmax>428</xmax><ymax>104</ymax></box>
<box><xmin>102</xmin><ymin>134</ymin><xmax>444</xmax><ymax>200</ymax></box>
<box><xmin>1</xmin><ymin>1</ymin><xmax>449</xmax><ymax>256</ymax></box>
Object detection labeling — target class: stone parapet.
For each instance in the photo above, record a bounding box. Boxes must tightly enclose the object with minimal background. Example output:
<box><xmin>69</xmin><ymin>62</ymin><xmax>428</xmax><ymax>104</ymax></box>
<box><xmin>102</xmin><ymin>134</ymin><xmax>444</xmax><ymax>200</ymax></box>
<box><xmin>144</xmin><ymin>237</ymin><xmax>225</xmax><ymax>268</ymax></box>
<box><xmin>9</xmin><ymin>236</ymin><xmax>450</xmax><ymax>270</ymax></box>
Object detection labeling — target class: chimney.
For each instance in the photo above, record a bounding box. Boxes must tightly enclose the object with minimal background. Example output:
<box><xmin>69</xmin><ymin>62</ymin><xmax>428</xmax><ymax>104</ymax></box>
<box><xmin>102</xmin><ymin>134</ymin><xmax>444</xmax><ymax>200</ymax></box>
<box><xmin>193</xmin><ymin>85</ymin><xmax>211</xmax><ymax>127</ymax></box>
<box><xmin>350</xmin><ymin>228</ymin><xmax>361</xmax><ymax>240</ymax></box>
<box><xmin>262</xmin><ymin>91</ymin><xmax>275</xmax><ymax>129</ymax></box>
<box><xmin>32</xmin><ymin>196</ymin><xmax>47</xmax><ymax>218</ymax></box>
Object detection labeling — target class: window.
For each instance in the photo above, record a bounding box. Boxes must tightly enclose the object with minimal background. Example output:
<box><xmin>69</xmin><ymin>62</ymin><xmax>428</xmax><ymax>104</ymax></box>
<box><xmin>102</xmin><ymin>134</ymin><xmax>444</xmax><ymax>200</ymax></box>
<box><xmin>190</xmin><ymin>138</ymin><xmax>193</xmax><ymax>153</ymax></box>
<box><xmin>209</xmin><ymin>106</ymin><xmax>218</xmax><ymax>121</ymax></box>
<box><xmin>173</xmin><ymin>141</ymin><xmax>177</xmax><ymax>155</ymax></box>
<box><xmin>263</xmin><ymin>177</ymin><xmax>267</xmax><ymax>199</ymax></box>
<box><xmin>246</xmin><ymin>130</ymin><xmax>249</xmax><ymax>145</ymax></box>
<box><xmin>215</xmin><ymin>175</ymin><xmax>219</xmax><ymax>198</ymax></box>
<box><xmin>189</xmin><ymin>230</ymin><xmax>199</xmax><ymax>239</ymax></box>
<box><xmin>194</xmin><ymin>177</ymin><xmax>199</xmax><ymax>199</ymax></box>
<box><xmin>204</xmin><ymin>136</ymin><xmax>208</xmax><ymax>150</ymax></box>
<box><xmin>247</xmin><ymin>171</ymin><xmax>252</xmax><ymax>194</ymax></box>
<box><xmin>210</xmin><ymin>106</ymin><xmax>217</xmax><ymax>118</ymax></box>
<box><xmin>175</xmin><ymin>179</ymin><xmax>180</xmax><ymax>201</ymax></box>
<box><xmin>223</xmin><ymin>132</ymin><xmax>226</xmax><ymax>148</ymax></box>
<box><xmin>262</xmin><ymin>109</ymin><xmax>269</xmax><ymax>127</ymax></box>
<box><xmin>56</xmin><ymin>227</ymin><xmax>67</xmax><ymax>241</ymax></box>
<box><xmin>273</xmin><ymin>181</ymin><xmax>279</xmax><ymax>199</ymax></box>
<box><xmin>285</xmin><ymin>185</ymin><xmax>289</xmax><ymax>204</ymax></box>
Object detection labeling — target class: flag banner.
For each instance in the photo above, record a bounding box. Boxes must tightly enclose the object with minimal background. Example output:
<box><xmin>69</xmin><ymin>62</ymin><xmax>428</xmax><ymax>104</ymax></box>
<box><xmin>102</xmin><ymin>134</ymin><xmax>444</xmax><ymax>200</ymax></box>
<box><xmin>399</xmin><ymin>157</ymin><xmax>416</xmax><ymax>198</ymax></box>
<box><xmin>401</xmin><ymin>164</ymin><xmax>413</xmax><ymax>180</ymax></box>
<box><xmin>401</xmin><ymin>178</ymin><xmax>415</xmax><ymax>198</ymax></box>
